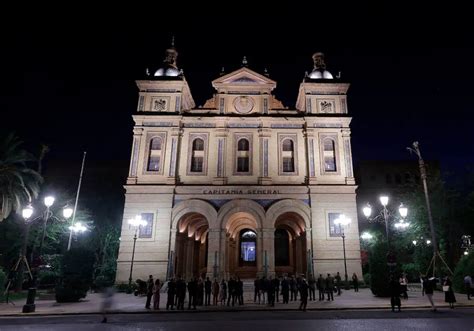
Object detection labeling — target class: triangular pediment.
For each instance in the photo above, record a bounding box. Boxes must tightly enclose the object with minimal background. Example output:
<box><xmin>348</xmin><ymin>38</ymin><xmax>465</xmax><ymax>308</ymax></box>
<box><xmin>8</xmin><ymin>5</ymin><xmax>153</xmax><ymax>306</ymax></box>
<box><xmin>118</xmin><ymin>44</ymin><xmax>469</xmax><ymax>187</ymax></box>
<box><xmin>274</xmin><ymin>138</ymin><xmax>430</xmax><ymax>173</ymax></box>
<box><xmin>212</xmin><ymin>67</ymin><xmax>276</xmax><ymax>91</ymax></box>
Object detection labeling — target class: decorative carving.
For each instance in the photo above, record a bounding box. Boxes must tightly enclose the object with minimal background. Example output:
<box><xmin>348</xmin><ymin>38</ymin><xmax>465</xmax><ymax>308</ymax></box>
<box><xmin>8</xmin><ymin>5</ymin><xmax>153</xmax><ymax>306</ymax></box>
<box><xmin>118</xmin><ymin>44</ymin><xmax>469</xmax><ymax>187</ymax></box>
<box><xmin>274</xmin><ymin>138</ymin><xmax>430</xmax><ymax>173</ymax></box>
<box><xmin>270</xmin><ymin>96</ymin><xmax>285</xmax><ymax>109</ymax></box>
<box><xmin>319</xmin><ymin>100</ymin><xmax>334</xmax><ymax>113</ymax></box>
<box><xmin>151</xmin><ymin>97</ymin><xmax>170</xmax><ymax>112</ymax></box>
<box><xmin>203</xmin><ymin>97</ymin><xmax>217</xmax><ymax>109</ymax></box>
<box><xmin>233</xmin><ymin>96</ymin><xmax>255</xmax><ymax>114</ymax></box>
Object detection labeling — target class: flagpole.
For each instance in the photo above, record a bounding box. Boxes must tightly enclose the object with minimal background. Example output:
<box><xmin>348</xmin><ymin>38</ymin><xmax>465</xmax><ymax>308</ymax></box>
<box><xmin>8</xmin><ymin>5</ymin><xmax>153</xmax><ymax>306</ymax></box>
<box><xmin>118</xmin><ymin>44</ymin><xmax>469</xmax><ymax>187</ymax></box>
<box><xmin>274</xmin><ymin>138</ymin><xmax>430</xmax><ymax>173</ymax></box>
<box><xmin>67</xmin><ymin>151</ymin><xmax>87</xmax><ymax>251</ymax></box>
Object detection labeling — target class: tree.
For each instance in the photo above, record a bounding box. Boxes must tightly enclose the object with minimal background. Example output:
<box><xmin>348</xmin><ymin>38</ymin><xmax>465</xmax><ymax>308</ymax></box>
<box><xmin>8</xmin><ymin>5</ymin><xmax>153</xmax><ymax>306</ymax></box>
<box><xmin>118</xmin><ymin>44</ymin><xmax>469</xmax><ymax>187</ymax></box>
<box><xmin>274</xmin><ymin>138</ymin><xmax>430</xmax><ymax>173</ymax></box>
<box><xmin>0</xmin><ymin>133</ymin><xmax>42</xmax><ymax>221</ymax></box>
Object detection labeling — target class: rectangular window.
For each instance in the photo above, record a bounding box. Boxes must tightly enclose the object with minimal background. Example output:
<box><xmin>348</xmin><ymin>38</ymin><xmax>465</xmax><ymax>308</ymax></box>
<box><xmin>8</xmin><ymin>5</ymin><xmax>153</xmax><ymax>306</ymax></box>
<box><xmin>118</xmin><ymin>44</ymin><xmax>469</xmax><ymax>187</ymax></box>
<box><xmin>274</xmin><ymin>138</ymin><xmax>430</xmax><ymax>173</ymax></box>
<box><xmin>282</xmin><ymin>157</ymin><xmax>295</xmax><ymax>172</ymax></box>
<box><xmin>237</xmin><ymin>157</ymin><xmax>249</xmax><ymax>172</ymax></box>
<box><xmin>191</xmin><ymin>157</ymin><xmax>203</xmax><ymax>172</ymax></box>
<box><xmin>241</xmin><ymin>242</ymin><xmax>256</xmax><ymax>261</ymax></box>
<box><xmin>147</xmin><ymin>156</ymin><xmax>160</xmax><ymax>172</ymax></box>
<box><xmin>328</xmin><ymin>213</ymin><xmax>343</xmax><ymax>237</ymax></box>
<box><xmin>139</xmin><ymin>213</ymin><xmax>153</xmax><ymax>238</ymax></box>
<box><xmin>324</xmin><ymin>156</ymin><xmax>336</xmax><ymax>172</ymax></box>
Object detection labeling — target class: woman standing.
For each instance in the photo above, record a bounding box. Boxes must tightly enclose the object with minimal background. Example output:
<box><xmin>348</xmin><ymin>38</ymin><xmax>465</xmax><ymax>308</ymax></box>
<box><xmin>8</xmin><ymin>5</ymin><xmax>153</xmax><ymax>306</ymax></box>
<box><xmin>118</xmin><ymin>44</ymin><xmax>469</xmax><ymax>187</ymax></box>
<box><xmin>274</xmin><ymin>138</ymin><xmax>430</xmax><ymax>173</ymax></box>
<box><xmin>153</xmin><ymin>279</ymin><xmax>162</xmax><ymax>310</ymax></box>
<box><xmin>444</xmin><ymin>276</ymin><xmax>456</xmax><ymax>309</ymax></box>
<box><xmin>219</xmin><ymin>279</ymin><xmax>227</xmax><ymax>305</ymax></box>
<box><xmin>212</xmin><ymin>278</ymin><xmax>220</xmax><ymax>305</ymax></box>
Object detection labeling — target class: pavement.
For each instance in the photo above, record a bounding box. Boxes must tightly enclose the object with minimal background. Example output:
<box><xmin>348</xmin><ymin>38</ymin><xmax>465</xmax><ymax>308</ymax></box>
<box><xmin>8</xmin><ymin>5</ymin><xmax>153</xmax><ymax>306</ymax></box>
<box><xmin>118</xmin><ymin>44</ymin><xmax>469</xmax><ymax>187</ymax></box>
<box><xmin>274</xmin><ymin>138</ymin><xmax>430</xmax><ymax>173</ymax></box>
<box><xmin>0</xmin><ymin>287</ymin><xmax>473</xmax><ymax>316</ymax></box>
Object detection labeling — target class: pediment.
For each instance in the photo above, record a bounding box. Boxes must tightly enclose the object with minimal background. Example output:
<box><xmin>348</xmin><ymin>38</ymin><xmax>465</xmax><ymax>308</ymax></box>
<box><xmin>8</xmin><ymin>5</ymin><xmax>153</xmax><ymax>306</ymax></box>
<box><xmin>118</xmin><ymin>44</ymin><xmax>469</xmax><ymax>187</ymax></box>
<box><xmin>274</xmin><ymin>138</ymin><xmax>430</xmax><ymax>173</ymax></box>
<box><xmin>212</xmin><ymin>67</ymin><xmax>276</xmax><ymax>91</ymax></box>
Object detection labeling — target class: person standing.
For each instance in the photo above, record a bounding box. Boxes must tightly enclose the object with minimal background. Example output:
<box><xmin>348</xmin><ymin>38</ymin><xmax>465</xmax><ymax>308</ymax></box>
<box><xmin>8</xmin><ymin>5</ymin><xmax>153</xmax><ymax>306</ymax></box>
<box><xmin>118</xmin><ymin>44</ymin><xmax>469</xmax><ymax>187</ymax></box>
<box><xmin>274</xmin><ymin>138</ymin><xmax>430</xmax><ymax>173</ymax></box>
<box><xmin>166</xmin><ymin>278</ymin><xmax>176</xmax><ymax>310</ymax></box>
<box><xmin>176</xmin><ymin>276</ymin><xmax>186</xmax><ymax>310</ymax></box>
<box><xmin>220</xmin><ymin>279</ymin><xmax>227</xmax><ymax>305</ymax></box>
<box><xmin>443</xmin><ymin>276</ymin><xmax>456</xmax><ymax>309</ymax></box>
<box><xmin>254</xmin><ymin>277</ymin><xmax>260</xmax><ymax>303</ymax></box>
<box><xmin>299</xmin><ymin>276</ymin><xmax>309</xmax><ymax>311</ymax></box>
<box><xmin>399</xmin><ymin>273</ymin><xmax>408</xmax><ymax>299</ymax></box>
<box><xmin>100</xmin><ymin>286</ymin><xmax>115</xmax><ymax>323</ymax></box>
<box><xmin>187</xmin><ymin>278</ymin><xmax>197</xmax><ymax>310</ymax></box>
<box><xmin>317</xmin><ymin>274</ymin><xmax>325</xmax><ymax>301</ymax></box>
<box><xmin>326</xmin><ymin>274</ymin><xmax>334</xmax><ymax>301</ymax></box>
<box><xmin>212</xmin><ymin>278</ymin><xmax>220</xmax><ymax>305</ymax></box>
<box><xmin>335</xmin><ymin>272</ymin><xmax>342</xmax><ymax>296</ymax></box>
<box><xmin>153</xmin><ymin>279</ymin><xmax>162</xmax><ymax>310</ymax></box>
<box><xmin>204</xmin><ymin>277</ymin><xmax>212</xmax><ymax>306</ymax></box>
<box><xmin>145</xmin><ymin>275</ymin><xmax>154</xmax><ymax>309</ymax></box>
<box><xmin>352</xmin><ymin>273</ymin><xmax>359</xmax><ymax>292</ymax></box>
<box><xmin>389</xmin><ymin>275</ymin><xmax>401</xmax><ymax>312</ymax></box>
<box><xmin>464</xmin><ymin>275</ymin><xmax>472</xmax><ymax>300</ymax></box>
<box><xmin>281</xmin><ymin>275</ymin><xmax>289</xmax><ymax>304</ymax></box>
<box><xmin>272</xmin><ymin>276</ymin><xmax>280</xmax><ymax>303</ymax></box>
<box><xmin>423</xmin><ymin>276</ymin><xmax>437</xmax><ymax>312</ymax></box>
<box><xmin>308</xmin><ymin>274</ymin><xmax>316</xmax><ymax>301</ymax></box>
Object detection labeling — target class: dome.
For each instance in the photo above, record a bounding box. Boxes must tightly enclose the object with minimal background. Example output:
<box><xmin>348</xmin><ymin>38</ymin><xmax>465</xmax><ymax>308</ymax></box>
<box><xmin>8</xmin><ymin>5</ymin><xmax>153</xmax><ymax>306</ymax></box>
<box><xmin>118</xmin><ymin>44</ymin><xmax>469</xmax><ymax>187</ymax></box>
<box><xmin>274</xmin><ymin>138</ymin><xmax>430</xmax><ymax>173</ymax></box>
<box><xmin>154</xmin><ymin>66</ymin><xmax>180</xmax><ymax>77</ymax></box>
<box><xmin>308</xmin><ymin>69</ymin><xmax>333</xmax><ymax>79</ymax></box>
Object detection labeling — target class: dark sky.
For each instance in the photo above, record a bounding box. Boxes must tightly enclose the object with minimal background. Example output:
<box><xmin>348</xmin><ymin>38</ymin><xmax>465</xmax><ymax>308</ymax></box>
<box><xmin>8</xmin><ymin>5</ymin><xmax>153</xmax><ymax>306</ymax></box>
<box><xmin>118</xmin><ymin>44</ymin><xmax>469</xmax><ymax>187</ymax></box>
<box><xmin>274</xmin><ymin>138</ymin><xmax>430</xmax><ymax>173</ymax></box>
<box><xmin>2</xmin><ymin>15</ymin><xmax>473</xmax><ymax>178</ymax></box>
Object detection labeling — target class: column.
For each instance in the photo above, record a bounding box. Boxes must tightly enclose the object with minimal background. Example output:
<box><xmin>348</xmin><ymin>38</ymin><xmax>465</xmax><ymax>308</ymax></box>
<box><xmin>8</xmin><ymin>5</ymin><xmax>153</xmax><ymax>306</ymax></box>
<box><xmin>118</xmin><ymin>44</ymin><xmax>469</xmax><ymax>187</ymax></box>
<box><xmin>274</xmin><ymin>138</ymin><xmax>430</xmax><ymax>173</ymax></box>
<box><xmin>185</xmin><ymin>238</ymin><xmax>194</xmax><ymax>280</ymax></box>
<box><xmin>261</xmin><ymin>228</ymin><xmax>275</xmax><ymax>276</ymax></box>
<box><xmin>305</xmin><ymin>129</ymin><xmax>317</xmax><ymax>185</ymax></box>
<box><xmin>258</xmin><ymin>129</ymin><xmax>272</xmax><ymax>185</ymax></box>
<box><xmin>127</xmin><ymin>127</ymin><xmax>143</xmax><ymax>184</ymax></box>
<box><xmin>206</xmin><ymin>229</ymin><xmax>221</xmax><ymax>277</ymax></box>
<box><xmin>213</xmin><ymin>129</ymin><xmax>228</xmax><ymax>185</ymax></box>
<box><xmin>342</xmin><ymin>128</ymin><xmax>355</xmax><ymax>185</ymax></box>
<box><xmin>167</xmin><ymin>128</ymin><xmax>181</xmax><ymax>184</ymax></box>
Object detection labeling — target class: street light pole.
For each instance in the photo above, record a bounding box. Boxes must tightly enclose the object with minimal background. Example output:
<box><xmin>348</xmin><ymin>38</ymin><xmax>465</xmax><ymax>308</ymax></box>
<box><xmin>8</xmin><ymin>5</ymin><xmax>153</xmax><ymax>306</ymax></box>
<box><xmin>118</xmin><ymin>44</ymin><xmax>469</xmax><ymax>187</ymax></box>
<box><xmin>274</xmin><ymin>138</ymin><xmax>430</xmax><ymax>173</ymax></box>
<box><xmin>127</xmin><ymin>215</ymin><xmax>147</xmax><ymax>290</ymax></box>
<box><xmin>341</xmin><ymin>230</ymin><xmax>348</xmax><ymax>287</ymax></box>
<box><xmin>68</xmin><ymin>151</ymin><xmax>87</xmax><ymax>251</ymax></box>
<box><xmin>128</xmin><ymin>229</ymin><xmax>138</xmax><ymax>289</ymax></box>
<box><xmin>38</xmin><ymin>196</ymin><xmax>55</xmax><ymax>257</ymax></box>
<box><xmin>335</xmin><ymin>214</ymin><xmax>351</xmax><ymax>289</ymax></box>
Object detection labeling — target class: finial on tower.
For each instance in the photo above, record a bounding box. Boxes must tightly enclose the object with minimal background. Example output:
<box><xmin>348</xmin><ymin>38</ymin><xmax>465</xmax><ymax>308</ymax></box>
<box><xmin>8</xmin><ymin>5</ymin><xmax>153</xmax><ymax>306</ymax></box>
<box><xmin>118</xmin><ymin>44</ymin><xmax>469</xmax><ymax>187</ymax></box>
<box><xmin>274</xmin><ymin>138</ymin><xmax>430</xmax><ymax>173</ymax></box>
<box><xmin>242</xmin><ymin>56</ymin><xmax>248</xmax><ymax>67</ymax></box>
<box><xmin>264</xmin><ymin>68</ymin><xmax>269</xmax><ymax>77</ymax></box>
<box><xmin>171</xmin><ymin>35</ymin><xmax>175</xmax><ymax>48</ymax></box>
<box><xmin>220</xmin><ymin>66</ymin><xmax>225</xmax><ymax>76</ymax></box>
<box><xmin>308</xmin><ymin>52</ymin><xmax>333</xmax><ymax>79</ymax></box>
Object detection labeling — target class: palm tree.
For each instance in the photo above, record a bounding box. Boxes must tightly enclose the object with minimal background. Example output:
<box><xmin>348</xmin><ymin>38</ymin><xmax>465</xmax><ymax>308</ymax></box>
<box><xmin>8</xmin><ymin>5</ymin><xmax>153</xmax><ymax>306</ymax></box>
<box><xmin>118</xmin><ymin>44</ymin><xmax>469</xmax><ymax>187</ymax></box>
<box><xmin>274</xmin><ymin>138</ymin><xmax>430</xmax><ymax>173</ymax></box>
<box><xmin>0</xmin><ymin>133</ymin><xmax>43</xmax><ymax>221</ymax></box>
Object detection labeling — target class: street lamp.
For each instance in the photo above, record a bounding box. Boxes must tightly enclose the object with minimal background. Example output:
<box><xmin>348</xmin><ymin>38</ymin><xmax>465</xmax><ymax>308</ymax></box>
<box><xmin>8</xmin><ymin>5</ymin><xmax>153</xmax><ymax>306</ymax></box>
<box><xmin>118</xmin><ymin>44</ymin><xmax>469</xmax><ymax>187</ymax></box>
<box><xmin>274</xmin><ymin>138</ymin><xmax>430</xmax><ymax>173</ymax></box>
<box><xmin>128</xmin><ymin>215</ymin><xmax>147</xmax><ymax>289</ymax></box>
<box><xmin>362</xmin><ymin>196</ymin><xmax>409</xmax><ymax>273</ymax></box>
<box><xmin>361</xmin><ymin>232</ymin><xmax>373</xmax><ymax>241</ymax></box>
<box><xmin>38</xmin><ymin>196</ymin><xmax>55</xmax><ymax>256</ymax></box>
<box><xmin>334</xmin><ymin>214</ymin><xmax>351</xmax><ymax>288</ymax></box>
<box><xmin>67</xmin><ymin>222</ymin><xmax>87</xmax><ymax>249</ymax></box>
<box><xmin>21</xmin><ymin>204</ymin><xmax>36</xmax><ymax>313</ymax></box>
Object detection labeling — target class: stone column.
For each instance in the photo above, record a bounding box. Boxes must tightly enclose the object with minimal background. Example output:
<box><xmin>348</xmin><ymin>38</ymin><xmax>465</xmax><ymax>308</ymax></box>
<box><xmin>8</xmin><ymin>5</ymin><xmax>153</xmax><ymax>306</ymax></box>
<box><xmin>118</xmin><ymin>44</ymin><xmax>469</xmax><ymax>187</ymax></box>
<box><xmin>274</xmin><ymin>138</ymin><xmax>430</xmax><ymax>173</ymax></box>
<box><xmin>206</xmin><ymin>229</ymin><xmax>221</xmax><ymax>277</ymax></box>
<box><xmin>261</xmin><ymin>228</ymin><xmax>275</xmax><ymax>276</ymax></box>
<box><xmin>127</xmin><ymin>127</ymin><xmax>143</xmax><ymax>184</ymax></box>
<box><xmin>213</xmin><ymin>129</ymin><xmax>228</xmax><ymax>185</ymax></box>
<box><xmin>185</xmin><ymin>238</ymin><xmax>195</xmax><ymax>280</ymax></box>
<box><xmin>305</xmin><ymin>129</ymin><xmax>317</xmax><ymax>185</ymax></box>
<box><xmin>342</xmin><ymin>128</ymin><xmax>355</xmax><ymax>185</ymax></box>
<box><xmin>167</xmin><ymin>128</ymin><xmax>181</xmax><ymax>184</ymax></box>
<box><xmin>168</xmin><ymin>229</ymin><xmax>177</xmax><ymax>279</ymax></box>
<box><xmin>258</xmin><ymin>129</ymin><xmax>272</xmax><ymax>185</ymax></box>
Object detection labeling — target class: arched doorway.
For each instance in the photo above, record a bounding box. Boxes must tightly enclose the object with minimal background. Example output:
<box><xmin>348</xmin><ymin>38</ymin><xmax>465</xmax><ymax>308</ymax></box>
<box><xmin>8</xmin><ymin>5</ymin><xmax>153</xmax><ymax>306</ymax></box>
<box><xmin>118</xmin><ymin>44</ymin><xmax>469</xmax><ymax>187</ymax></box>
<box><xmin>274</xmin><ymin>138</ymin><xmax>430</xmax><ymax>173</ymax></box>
<box><xmin>175</xmin><ymin>213</ymin><xmax>209</xmax><ymax>280</ymax></box>
<box><xmin>224</xmin><ymin>212</ymin><xmax>259</xmax><ymax>279</ymax></box>
<box><xmin>274</xmin><ymin>212</ymin><xmax>307</xmax><ymax>277</ymax></box>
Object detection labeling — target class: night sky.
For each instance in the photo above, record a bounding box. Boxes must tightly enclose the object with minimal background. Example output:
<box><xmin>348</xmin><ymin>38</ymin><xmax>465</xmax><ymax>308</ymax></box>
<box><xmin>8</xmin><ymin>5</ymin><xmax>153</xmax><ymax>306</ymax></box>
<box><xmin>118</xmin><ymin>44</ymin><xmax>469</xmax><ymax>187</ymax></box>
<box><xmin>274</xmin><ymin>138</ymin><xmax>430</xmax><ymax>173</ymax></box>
<box><xmin>2</xmin><ymin>18</ymin><xmax>473</xmax><ymax>180</ymax></box>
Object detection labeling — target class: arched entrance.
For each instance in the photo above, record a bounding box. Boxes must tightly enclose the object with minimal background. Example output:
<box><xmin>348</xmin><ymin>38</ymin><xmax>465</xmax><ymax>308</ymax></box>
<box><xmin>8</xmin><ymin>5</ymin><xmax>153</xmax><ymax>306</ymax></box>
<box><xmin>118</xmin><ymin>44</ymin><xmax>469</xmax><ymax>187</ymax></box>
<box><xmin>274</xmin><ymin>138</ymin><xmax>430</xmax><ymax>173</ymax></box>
<box><xmin>224</xmin><ymin>212</ymin><xmax>259</xmax><ymax>279</ymax></box>
<box><xmin>274</xmin><ymin>212</ymin><xmax>307</xmax><ymax>276</ymax></box>
<box><xmin>175</xmin><ymin>213</ymin><xmax>209</xmax><ymax>279</ymax></box>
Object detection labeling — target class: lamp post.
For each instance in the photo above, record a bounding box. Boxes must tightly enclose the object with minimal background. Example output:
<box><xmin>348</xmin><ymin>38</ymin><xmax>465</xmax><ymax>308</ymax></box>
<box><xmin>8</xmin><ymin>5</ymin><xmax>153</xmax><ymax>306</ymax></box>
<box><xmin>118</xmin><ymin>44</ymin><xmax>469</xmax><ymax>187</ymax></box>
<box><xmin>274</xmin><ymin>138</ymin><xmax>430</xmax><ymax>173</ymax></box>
<box><xmin>362</xmin><ymin>196</ymin><xmax>409</xmax><ymax>273</ymax></box>
<box><xmin>38</xmin><ymin>196</ymin><xmax>55</xmax><ymax>256</ymax></box>
<box><xmin>128</xmin><ymin>215</ymin><xmax>147</xmax><ymax>289</ymax></box>
<box><xmin>68</xmin><ymin>221</ymin><xmax>87</xmax><ymax>249</ymax></box>
<box><xmin>334</xmin><ymin>214</ymin><xmax>351</xmax><ymax>288</ymax></box>
<box><xmin>21</xmin><ymin>205</ymin><xmax>36</xmax><ymax>313</ymax></box>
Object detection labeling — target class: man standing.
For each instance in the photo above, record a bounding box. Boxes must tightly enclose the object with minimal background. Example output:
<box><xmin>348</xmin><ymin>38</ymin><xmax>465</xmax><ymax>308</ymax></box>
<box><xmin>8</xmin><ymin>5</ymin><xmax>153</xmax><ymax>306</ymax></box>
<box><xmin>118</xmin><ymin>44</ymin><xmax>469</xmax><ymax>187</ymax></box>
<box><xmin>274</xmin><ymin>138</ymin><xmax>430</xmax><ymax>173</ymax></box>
<box><xmin>145</xmin><ymin>275</ymin><xmax>154</xmax><ymax>309</ymax></box>
<box><xmin>423</xmin><ymin>276</ymin><xmax>437</xmax><ymax>312</ymax></box>
<box><xmin>326</xmin><ymin>273</ymin><xmax>334</xmax><ymax>301</ymax></box>
<box><xmin>308</xmin><ymin>274</ymin><xmax>316</xmax><ymax>301</ymax></box>
<box><xmin>317</xmin><ymin>274</ymin><xmax>325</xmax><ymax>301</ymax></box>
<box><xmin>464</xmin><ymin>274</ymin><xmax>472</xmax><ymax>300</ymax></box>
<box><xmin>352</xmin><ymin>273</ymin><xmax>359</xmax><ymax>292</ymax></box>
<box><xmin>335</xmin><ymin>272</ymin><xmax>342</xmax><ymax>296</ymax></box>
<box><xmin>299</xmin><ymin>275</ymin><xmax>309</xmax><ymax>312</ymax></box>
<box><xmin>204</xmin><ymin>277</ymin><xmax>212</xmax><ymax>306</ymax></box>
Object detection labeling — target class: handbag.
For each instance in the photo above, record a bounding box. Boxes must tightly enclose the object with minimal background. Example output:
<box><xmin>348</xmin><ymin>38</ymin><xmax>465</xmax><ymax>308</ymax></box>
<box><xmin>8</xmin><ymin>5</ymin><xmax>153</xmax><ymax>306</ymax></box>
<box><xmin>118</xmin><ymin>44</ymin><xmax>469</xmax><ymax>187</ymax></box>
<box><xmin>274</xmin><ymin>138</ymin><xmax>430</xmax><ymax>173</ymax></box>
<box><xmin>442</xmin><ymin>285</ymin><xmax>450</xmax><ymax>292</ymax></box>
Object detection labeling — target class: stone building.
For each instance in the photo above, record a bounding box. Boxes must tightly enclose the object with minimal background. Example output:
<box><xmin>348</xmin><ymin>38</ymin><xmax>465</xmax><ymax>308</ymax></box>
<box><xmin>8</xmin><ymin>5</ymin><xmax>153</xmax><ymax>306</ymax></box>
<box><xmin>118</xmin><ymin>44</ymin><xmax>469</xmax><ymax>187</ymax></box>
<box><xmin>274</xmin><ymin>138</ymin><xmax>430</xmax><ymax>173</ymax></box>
<box><xmin>116</xmin><ymin>45</ymin><xmax>362</xmax><ymax>282</ymax></box>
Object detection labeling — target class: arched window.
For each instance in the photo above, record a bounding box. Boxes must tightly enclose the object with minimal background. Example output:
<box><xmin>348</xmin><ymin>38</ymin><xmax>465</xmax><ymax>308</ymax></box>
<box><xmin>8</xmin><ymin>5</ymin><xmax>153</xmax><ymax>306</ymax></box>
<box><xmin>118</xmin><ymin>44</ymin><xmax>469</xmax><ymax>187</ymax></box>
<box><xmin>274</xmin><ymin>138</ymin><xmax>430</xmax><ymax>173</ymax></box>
<box><xmin>191</xmin><ymin>138</ymin><xmax>205</xmax><ymax>172</ymax></box>
<box><xmin>323</xmin><ymin>139</ymin><xmax>337</xmax><ymax>172</ymax></box>
<box><xmin>239</xmin><ymin>229</ymin><xmax>256</xmax><ymax>266</ymax></box>
<box><xmin>147</xmin><ymin>137</ymin><xmax>162</xmax><ymax>172</ymax></box>
<box><xmin>282</xmin><ymin>139</ymin><xmax>295</xmax><ymax>172</ymax></box>
<box><xmin>237</xmin><ymin>138</ymin><xmax>250</xmax><ymax>172</ymax></box>
<box><xmin>274</xmin><ymin>229</ymin><xmax>290</xmax><ymax>266</ymax></box>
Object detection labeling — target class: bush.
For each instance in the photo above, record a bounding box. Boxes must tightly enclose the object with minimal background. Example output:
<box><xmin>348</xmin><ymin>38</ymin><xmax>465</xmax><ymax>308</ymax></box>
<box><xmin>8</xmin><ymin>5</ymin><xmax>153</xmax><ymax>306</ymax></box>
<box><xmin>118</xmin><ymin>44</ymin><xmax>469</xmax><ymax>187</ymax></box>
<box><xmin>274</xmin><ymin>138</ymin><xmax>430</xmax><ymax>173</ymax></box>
<box><xmin>55</xmin><ymin>248</ymin><xmax>94</xmax><ymax>303</ymax></box>
<box><xmin>368</xmin><ymin>240</ymin><xmax>391</xmax><ymax>297</ymax></box>
<box><xmin>115</xmin><ymin>282</ymin><xmax>136</xmax><ymax>293</ymax></box>
<box><xmin>0</xmin><ymin>268</ymin><xmax>6</xmax><ymax>301</ymax></box>
<box><xmin>453</xmin><ymin>253</ymin><xmax>474</xmax><ymax>293</ymax></box>
<box><xmin>94</xmin><ymin>275</ymin><xmax>115</xmax><ymax>290</ymax></box>
<box><xmin>38</xmin><ymin>270</ymin><xmax>59</xmax><ymax>288</ymax></box>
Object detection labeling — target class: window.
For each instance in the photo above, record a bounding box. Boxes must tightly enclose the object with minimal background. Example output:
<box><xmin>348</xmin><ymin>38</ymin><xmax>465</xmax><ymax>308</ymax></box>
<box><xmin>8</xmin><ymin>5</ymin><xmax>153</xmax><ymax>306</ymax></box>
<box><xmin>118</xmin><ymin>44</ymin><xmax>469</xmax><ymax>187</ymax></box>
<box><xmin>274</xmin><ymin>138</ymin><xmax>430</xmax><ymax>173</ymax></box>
<box><xmin>139</xmin><ymin>213</ymin><xmax>153</xmax><ymax>238</ymax></box>
<box><xmin>190</xmin><ymin>138</ymin><xmax>205</xmax><ymax>173</ymax></box>
<box><xmin>239</xmin><ymin>229</ymin><xmax>256</xmax><ymax>266</ymax></box>
<box><xmin>323</xmin><ymin>139</ymin><xmax>337</xmax><ymax>172</ymax></box>
<box><xmin>274</xmin><ymin>229</ymin><xmax>289</xmax><ymax>266</ymax></box>
<box><xmin>236</xmin><ymin>138</ymin><xmax>250</xmax><ymax>173</ymax></box>
<box><xmin>282</xmin><ymin>139</ymin><xmax>295</xmax><ymax>173</ymax></box>
<box><xmin>328</xmin><ymin>213</ymin><xmax>343</xmax><ymax>237</ymax></box>
<box><xmin>147</xmin><ymin>137</ymin><xmax>162</xmax><ymax>172</ymax></box>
